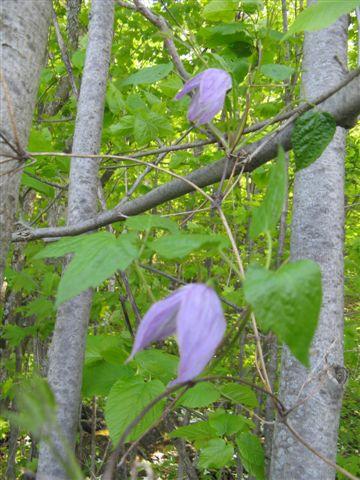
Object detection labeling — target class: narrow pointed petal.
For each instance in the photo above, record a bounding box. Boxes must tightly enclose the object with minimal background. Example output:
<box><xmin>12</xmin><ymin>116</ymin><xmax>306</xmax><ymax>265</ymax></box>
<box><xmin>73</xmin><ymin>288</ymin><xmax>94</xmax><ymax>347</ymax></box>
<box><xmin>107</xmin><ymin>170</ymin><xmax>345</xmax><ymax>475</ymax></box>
<box><xmin>174</xmin><ymin>72</ymin><xmax>204</xmax><ymax>100</ymax></box>
<box><xmin>173</xmin><ymin>284</ymin><xmax>226</xmax><ymax>384</ymax></box>
<box><xmin>128</xmin><ymin>290</ymin><xmax>182</xmax><ymax>360</ymax></box>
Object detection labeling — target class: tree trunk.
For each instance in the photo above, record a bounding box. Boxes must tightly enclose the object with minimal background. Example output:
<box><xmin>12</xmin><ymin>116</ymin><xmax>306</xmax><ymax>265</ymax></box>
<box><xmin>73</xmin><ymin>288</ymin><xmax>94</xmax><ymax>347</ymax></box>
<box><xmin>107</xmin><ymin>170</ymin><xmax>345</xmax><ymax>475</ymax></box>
<box><xmin>270</xmin><ymin>5</ymin><xmax>348</xmax><ymax>480</ymax></box>
<box><xmin>36</xmin><ymin>1</ymin><xmax>114</xmax><ymax>479</ymax></box>
<box><xmin>0</xmin><ymin>0</ymin><xmax>51</xmax><ymax>287</ymax></box>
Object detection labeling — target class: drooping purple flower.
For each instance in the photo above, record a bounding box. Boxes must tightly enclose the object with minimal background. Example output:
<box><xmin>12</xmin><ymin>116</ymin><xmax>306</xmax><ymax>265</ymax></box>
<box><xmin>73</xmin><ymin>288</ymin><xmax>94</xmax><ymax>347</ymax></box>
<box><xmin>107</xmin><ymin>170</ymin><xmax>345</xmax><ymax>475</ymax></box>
<box><xmin>175</xmin><ymin>68</ymin><xmax>232</xmax><ymax>125</ymax></box>
<box><xmin>127</xmin><ymin>283</ymin><xmax>226</xmax><ymax>384</ymax></box>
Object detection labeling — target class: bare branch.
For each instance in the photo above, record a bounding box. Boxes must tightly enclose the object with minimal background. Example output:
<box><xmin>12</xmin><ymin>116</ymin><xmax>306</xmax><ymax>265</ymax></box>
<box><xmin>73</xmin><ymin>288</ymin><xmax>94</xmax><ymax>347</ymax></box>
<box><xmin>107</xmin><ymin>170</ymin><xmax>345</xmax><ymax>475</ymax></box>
<box><xmin>11</xmin><ymin>70</ymin><xmax>360</xmax><ymax>242</ymax></box>
<box><xmin>117</xmin><ymin>0</ymin><xmax>190</xmax><ymax>80</ymax></box>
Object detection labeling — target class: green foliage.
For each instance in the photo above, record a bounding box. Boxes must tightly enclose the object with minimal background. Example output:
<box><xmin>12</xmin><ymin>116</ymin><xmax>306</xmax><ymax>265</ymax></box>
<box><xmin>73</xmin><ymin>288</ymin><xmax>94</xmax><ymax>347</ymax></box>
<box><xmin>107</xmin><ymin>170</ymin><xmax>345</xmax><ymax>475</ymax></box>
<box><xmin>219</xmin><ymin>383</ymin><xmax>258</xmax><ymax>408</ymax></box>
<box><xmin>36</xmin><ymin>232</ymin><xmax>139</xmax><ymax>306</ymax></box>
<box><xmin>152</xmin><ymin>233</ymin><xmax>228</xmax><ymax>259</ymax></box>
<box><xmin>250</xmin><ymin>148</ymin><xmax>286</xmax><ymax>239</ymax></box>
<box><xmin>198</xmin><ymin>438</ymin><xmax>234</xmax><ymax>469</ymax></box>
<box><xmin>284</xmin><ymin>0</ymin><xmax>360</xmax><ymax>38</ymax></box>
<box><xmin>292</xmin><ymin>111</ymin><xmax>336</xmax><ymax>171</ymax></box>
<box><xmin>179</xmin><ymin>383</ymin><xmax>221</xmax><ymax>408</ymax></box>
<box><xmin>236</xmin><ymin>432</ymin><xmax>265</xmax><ymax>480</ymax></box>
<box><xmin>169</xmin><ymin>421</ymin><xmax>218</xmax><ymax>446</ymax></box>
<box><xmin>208</xmin><ymin>409</ymin><xmax>253</xmax><ymax>435</ymax></box>
<box><xmin>105</xmin><ymin>378</ymin><xmax>165</xmax><ymax>444</ymax></box>
<box><xmin>203</xmin><ymin>0</ymin><xmax>239</xmax><ymax>22</ymax></box>
<box><xmin>260</xmin><ymin>63</ymin><xmax>294</xmax><ymax>81</ymax></box>
<box><xmin>121</xmin><ymin>63</ymin><xmax>173</xmax><ymax>86</ymax></box>
<box><xmin>2</xmin><ymin>1</ymin><xmax>359</xmax><ymax>478</ymax></box>
<box><xmin>125</xmin><ymin>214</ymin><xmax>179</xmax><ymax>234</ymax></box>
<box><xmin>133</xmin><ymin>349</ymin><xmax>179</xmax><ymax>383</ymax></box>
<box><xmin>6</xmin><ymin>376</ymin><xmax>56</xmax><ymax>438</ymax></box>
<box><xmin>244</xmin><ymin>260</ymin><xmax>322</xmax><ymax>365</ymax></box>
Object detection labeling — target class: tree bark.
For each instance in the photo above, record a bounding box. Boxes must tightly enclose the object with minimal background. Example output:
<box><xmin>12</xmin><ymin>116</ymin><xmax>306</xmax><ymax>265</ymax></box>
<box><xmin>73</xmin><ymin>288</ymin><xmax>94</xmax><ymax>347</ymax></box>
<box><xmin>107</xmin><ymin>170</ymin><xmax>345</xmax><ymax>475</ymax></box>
<box><xmin>270</xmin><ymin>4</ymin><xmax>348</xmax><ymax>479</ymax></box>
<box><xmin>36</xmin><ymin>1</ymin><xmax>114</xmax><ymax>479</ymax></box>
<box><xmin>0</xmin><ymin>0</ymin><xmax>51</xmax><ymax>286</ymax></box>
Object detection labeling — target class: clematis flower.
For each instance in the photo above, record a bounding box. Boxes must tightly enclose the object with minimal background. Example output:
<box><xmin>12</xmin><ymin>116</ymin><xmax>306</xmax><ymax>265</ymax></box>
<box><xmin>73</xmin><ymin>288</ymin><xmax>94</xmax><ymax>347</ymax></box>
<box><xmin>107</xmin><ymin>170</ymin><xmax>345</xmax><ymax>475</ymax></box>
<box><xmin>175</xmin><ymin>68</ymin><xmax>232</xmax><ymax>125</ymax></box>
<box><xmin>127</xmin><ymin>283</ymin><xmax>226</xmax><ymax>385</ymax></box>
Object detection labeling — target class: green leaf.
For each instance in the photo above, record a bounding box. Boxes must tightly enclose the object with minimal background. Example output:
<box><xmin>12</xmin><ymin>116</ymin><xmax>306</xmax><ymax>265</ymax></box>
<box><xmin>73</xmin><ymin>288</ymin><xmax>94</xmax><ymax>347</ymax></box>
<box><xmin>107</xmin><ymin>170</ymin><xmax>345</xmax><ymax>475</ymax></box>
<box><xmin>28</xmin><ymin>127</ymin><xmax>52</xmax><ymax>151</ymax></box>
<box><xmin>134</xmin><ymin>113</ymin><xmax>159</xmax><ymax>144</ymax></box>
<box><xmin>134</xmin><ymin>350</ymin><xmax>179</xmax><ymax>383</ymax></box>
<box><xmin>179</xmin><ymin>383</ymin><xmax>221</xmax><ymax>408</ymax></box>
<box><xmin>3</xmin><ymin>325</ymin><xmax>37</xmax><ymax>347</ymax></box>
<box><xmin>260</xmin><ymin>63</ymin><xmax>294</xmax><ymax>81</ymax></box>
<box><xmin>152</xmin><ymin>233</ymin><xmax>227</xmax><ymax>259</ymax></box>
<box><xmin>7</xmin><ymin>376</ymin><xmax>56</xmax><ymax>438</ymax></box>
<box><xmin>284</xmin><ymin>0</ymin><xmax>360</xmax><ymax>39</ymax></box>
<box><xmin>244</xmin><ymin>260</ymin><xmax>322</xmax><ymax>365</ymax></box>
<box><xmin>125</xmin><ymin>214</ymin><xmax>179</xmax><ymax>234</ymax></box>
<box><xmin>198</xmin><ymin>439</ymin><xmax>234</xmax><ymax>469</ymax></box>
<box><xmin>219</xmin><ymin>383</ymin><xmax>258</xmax><ymax>408</ymax></box>
<box><xmin>105</xmin><ymin>378</ymin><xmax>165</xmax><ymax>443</ymax></box>
<box><xmin>203</xmin><ymin>0</ymin><xmax>239</xmax><ymax>22</ymax></box>
<box><xmin>36</xmin><ymin>232</ymin><xmax>138</xmax><ymax>306</ymax></box>
<box><xmin>22</xmin><ymin>172</ymin><xmax>54</xmax><ymax>198</ymax></box>
<box><xmin>292</xmin><ymin>111</ymin><xmax>336</xmax><ymax>171</ymax></box>
<box><xmin>169</xmin><ymin>421</ymin><xmax>218</xmax><ymax>446</ymax></box>
<box><xmin>133</xmin><ymin>111</ymin><xmax>173</xmax><ymax>145</ymax></box>
<box><xmin>250</xmin><ymin>148</ymin><xmax>286</xmax><ymax>239</ymax></box>
<box><xmin>122</xmin><ymin>63</ymin><xmax>173</xmax><ymax>86</ymax></box>
<box><xmin>109</xmin><ymin>115</ymin><xmax>134</xmax><ymax>135</ymax></box>
<box><xmin>106</xmin><ymin>83</ymin><xmax>125</xmax><ymax>113</ymax></box>
<box><xmin>82</xmin><ymin>362</ymin><xmax>133</xmax><ymax>397</ymax></box>
<box><xmin>208</xmin><ymin>410</ymin><xmax>252</xmax><ymax>436</ymax></box>
<box><xmin>236</xmin><ymin>432</ymin><xmax>265</xmax><ymax>480</ymax></box>
<box><xmin>84</xmin><ymin>335</ymin><xmax>131</xmax><ymax>369</ymax></box>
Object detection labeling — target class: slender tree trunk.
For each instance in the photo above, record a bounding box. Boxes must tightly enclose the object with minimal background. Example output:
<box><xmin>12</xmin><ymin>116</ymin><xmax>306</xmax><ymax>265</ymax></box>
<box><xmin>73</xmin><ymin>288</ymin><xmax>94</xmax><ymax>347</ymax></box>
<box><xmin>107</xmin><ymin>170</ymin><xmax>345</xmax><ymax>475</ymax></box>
<box><xmin>270</xmin><ymin>4</ymin><xmax>348</xmax><ymax>480</ymax></box>
<box><xmin>0</xmin><ymin>0</ymin><xmax>51</xmax><ymax>287</ymax></box>
<box><xmin>36</xmin><ymin>1</ymin><xmax>114</xmax><ymax>479</ymax></box>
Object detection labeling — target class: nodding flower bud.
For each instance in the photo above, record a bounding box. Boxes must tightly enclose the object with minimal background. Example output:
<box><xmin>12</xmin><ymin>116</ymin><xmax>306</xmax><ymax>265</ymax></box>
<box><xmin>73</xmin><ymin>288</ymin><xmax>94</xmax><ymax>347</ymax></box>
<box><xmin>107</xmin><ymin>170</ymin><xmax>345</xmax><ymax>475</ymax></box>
<box><xmin>175</xmin><ymin>68</ymin><xmax>232</xmax><ymax>125</ymax></box>
<box><xmin>127</xmin><ymin>283</ymin><xmax>226</xmax><ymax>385</ymax></box>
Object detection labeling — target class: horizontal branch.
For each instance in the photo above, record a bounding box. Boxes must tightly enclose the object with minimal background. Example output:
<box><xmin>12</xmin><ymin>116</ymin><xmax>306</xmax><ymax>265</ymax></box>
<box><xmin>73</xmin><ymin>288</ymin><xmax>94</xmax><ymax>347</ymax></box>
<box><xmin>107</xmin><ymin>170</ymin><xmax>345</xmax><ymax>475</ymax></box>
<box><xmin>12</xmin><ymin>70</ymin><xmax>360</xmax><ymax>242</ymax></box>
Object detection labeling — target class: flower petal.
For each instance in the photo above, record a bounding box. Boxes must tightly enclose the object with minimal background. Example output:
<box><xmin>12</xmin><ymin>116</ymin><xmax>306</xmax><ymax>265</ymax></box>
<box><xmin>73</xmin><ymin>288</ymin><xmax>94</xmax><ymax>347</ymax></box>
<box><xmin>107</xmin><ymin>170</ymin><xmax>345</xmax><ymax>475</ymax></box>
<box><xmin>187</xmin><ymin>68</ymin><xmax>232</xmax><ymax>125</ymax></box>
<box><xmin>174</xmin><ymin>71</ymin><xmax>204</xmax><ymax>100</ymax></box>
<box><xmin>128</xmin><ymin>290</ymin><xmax>183</xmax><ymax>361</ymax></box>
<box><xmin>173</xmin><ymin>284</ymin><xmax>226</xmax><ymax>384</ymax></box>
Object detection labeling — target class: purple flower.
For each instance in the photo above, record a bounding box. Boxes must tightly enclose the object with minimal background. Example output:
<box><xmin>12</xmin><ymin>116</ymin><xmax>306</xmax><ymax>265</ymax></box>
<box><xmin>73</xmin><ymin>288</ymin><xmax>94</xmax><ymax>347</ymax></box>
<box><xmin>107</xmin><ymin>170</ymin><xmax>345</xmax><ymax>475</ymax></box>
<box><xmin>128</xmin><ymin>284</ymin><xmax>226</xmax><ymax>385</ymax></box>
<box><xmin>175</xmin><ymin>68</ymin><xmax>232</xmax><ymax>125</ymax></box>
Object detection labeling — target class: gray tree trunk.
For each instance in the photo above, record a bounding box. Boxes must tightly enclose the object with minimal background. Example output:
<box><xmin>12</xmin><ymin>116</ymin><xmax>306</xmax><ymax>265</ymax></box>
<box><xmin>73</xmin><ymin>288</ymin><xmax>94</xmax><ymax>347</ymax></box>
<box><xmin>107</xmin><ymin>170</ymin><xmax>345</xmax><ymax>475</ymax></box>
<box><xmin>36</xmin><ymin>1</ymin><xmax>114</xmax><ymax>479</ymax></box>
<box><xmin>0</xmin><ymin>0</ymin><xmax>51</xmax><ymax>287</ymax></box>
<box><xmin>270</xmin><ymin>5</ymin><xmax>348</xmax><ymax>480</ymax></box>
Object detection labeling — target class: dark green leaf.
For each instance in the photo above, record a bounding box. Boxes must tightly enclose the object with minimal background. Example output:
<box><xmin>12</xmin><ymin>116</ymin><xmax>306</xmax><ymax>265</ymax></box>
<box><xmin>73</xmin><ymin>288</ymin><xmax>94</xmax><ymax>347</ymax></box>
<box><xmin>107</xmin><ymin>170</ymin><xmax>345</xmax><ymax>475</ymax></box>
<box><xmin>292</xmin><ymin>111</ymin><xmax>336</xmax><ymax>171</ymax></box>
<box><xmin>244</xmin><ymin>261</ymin><xmax>322</xmax><ymax>365</ymax></box>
